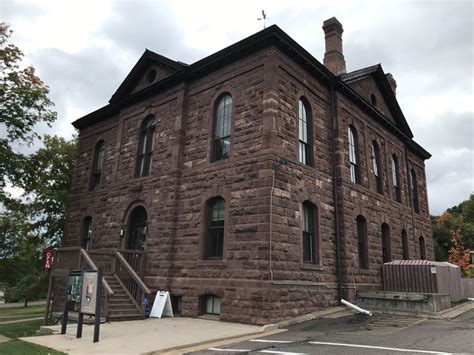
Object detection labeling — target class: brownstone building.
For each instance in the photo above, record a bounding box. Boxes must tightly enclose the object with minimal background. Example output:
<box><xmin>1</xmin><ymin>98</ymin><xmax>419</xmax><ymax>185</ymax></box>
<box><xmin>55</xmin><ymin>17</ymin><xmax>433</xmax><ymax>325</ymax></box>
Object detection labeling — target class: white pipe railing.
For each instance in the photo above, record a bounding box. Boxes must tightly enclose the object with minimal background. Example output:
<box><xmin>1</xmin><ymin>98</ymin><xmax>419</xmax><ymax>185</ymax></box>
<box><xmin>341</xmin><ymin>299</ymin><xmax>372</xmax><ymax>316</ymax></box>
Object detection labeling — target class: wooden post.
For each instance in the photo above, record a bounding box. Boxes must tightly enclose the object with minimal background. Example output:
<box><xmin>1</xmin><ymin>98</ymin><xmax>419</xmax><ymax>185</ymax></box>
<box><xmin>76</xmin><ymin>312</ymin><xmax>83</xmax><ymax>338</ymax></box>
<box><xmin>43</xmin><ymin>270</ymin><xmax>53</xmax><ymax>326</ymax></box>
<box><xmin>93</xmin><ymin>268</ymin><xmax>102</xmax><ymax>343</ymax></box>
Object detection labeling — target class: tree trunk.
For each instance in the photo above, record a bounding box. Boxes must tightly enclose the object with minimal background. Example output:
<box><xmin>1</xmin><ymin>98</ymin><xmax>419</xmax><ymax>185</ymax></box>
<box><xmin>24</xmin><ymin>299</ymin><xmax>28</xmax><ymax>307</ymax></box>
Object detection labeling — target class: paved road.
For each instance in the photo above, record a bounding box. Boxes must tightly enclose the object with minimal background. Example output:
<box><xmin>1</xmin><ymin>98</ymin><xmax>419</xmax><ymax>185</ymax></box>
<box><xmin>190</xmin><ymin>310</ymin><xmax>474</xmax><ymax>354</ymax></box>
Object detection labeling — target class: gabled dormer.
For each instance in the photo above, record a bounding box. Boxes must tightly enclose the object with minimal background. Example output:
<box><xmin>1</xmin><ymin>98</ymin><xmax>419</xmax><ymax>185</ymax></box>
<box><xmin>339</xmin><ymin>64</ymin><xmax>414</xmax><ymax>139</ymax></box>
<box><xmin>109</xmin><ymin>49</ymin><xmax>187</xmax><ymax>104</ymax></box>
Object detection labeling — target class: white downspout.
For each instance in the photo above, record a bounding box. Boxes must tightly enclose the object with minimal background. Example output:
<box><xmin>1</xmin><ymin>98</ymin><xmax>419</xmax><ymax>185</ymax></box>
<box><xmin>341</xmin><ymin>299</ymin><xmax>372</xmax><ymax>316</ymax></box>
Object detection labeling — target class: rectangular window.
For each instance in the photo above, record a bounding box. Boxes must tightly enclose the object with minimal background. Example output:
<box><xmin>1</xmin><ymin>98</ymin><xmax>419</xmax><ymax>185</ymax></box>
<box><xmin>207</xmin><ymin>198</ymin><xmax>225</xmax><ymax>258</ymax></box>
<box><xmin>302</xmin><ymin>202</ymin><xmax>317</xmax><ymax>263</ymax></box>
<box><xmin>357</xmin><ymin>216</ymin><xmax>368</xmax><ymax>269</ymax></box>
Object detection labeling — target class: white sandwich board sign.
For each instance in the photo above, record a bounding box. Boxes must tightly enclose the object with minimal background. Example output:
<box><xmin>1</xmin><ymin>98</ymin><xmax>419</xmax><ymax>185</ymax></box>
<box><xmin>150</xmin><ymin>291</ymin><xmax>174</xmax><ymax>318</ymax></box>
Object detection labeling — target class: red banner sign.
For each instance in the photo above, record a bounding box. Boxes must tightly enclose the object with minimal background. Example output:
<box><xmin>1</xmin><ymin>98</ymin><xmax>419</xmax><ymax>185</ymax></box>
<box><xmin>42</xmin><ymin>247</ymin><xmax>55</xmax><ymax>269</ymax></box>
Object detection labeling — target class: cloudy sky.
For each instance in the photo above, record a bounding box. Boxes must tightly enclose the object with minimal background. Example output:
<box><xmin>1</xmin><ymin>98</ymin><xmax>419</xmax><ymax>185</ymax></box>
<box><xmin>2</xmin><ymin>0</ymin><xmax>473</xmax><ymax>215</ymax></box>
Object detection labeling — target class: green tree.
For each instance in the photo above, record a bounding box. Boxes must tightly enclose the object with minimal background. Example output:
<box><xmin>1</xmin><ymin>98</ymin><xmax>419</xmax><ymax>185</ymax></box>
<box><xmin>0</xmin><ymin>22</ymin><xmax>57</xmax><ymax>195</ymax></box>
<box><xmin>0</xmin><ymin>136</ymin><xmax>76</xmax><ymax>305</ymax></box>
<box><xmin>432</xmin><ymin>194</ymin><xmax>474</xmax><ymax>261</ymax></box>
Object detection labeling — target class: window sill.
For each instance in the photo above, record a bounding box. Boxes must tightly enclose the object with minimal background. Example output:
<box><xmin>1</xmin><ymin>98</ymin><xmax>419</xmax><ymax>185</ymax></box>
<box><xmin>299</xmin><ymin>263</ymin><xmax>323</xmax><ymax>271</ymax></box>
<box><xmin>357</xmin><ymin>268</ymin><xmax>372</xmax><ymax>275</ymax></box>
<box><xmin>197</xmin><ymin>259</ymin><xmax>228</xmax><ymax>268</ymax></box>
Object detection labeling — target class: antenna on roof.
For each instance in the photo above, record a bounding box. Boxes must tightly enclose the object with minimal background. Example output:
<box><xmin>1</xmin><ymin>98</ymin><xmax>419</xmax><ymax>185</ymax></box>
<box><xmin>257</xmin><ymin>10</ymin><xmax>268</xmax><ymax>29</ymax></box>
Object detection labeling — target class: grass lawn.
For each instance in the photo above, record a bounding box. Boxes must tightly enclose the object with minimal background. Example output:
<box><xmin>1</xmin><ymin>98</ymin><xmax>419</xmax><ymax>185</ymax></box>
<box><xmin>0</xmin><ymin>305</ymin><xmax>45</xmax><ymax>318</ymax></box>
<box><xmin>0</xmin><ymin>339</ymin><xmax>66</xmax><ymax>355</ymax></box>
<box><xmin>0</xmin><ymin>319</ymin><xmax>43</xmax><ymax>338</ymax></box>
<box><xmin>0</xmin><ymin>315</ymin><xmax>43</xmax><ymax>322</ymax></box>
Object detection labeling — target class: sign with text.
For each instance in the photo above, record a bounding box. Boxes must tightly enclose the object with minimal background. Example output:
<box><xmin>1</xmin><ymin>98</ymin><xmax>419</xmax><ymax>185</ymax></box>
<box><xmin>42</xmin><ymin>247</ymin><xmax>55</xmax><ymax>269</ymax></box>
<box><xmin>150</xmin><ymin>291</ymin><xmax>174</xmax><ymax>318</ymax></box>
<box><xmin>80</xmin><ymin>271</ymin><xmax>98</xmax><ymax>315</ymax></box>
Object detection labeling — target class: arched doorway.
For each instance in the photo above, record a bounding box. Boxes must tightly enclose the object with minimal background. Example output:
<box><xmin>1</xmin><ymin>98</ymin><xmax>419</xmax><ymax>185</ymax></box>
<box><xmin>127</xmin><ymin>206</ymin><xmax>148</xmax><ymax>251</ymax></box>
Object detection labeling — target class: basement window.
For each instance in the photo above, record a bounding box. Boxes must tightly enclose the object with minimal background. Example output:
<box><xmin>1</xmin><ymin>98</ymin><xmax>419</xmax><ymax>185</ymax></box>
<box><xmin>170</xmin><ymin>295</ymin><xmax>182</xmax><ymax>315</ymax></box>
<box><xmin>200</xmin><ymin>294</ymin><xmax>221</xmax><ymax>315</ymax></box>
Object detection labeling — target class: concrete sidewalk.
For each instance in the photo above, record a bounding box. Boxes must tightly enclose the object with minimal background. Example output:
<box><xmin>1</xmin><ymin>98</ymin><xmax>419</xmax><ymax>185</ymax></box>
<box><xmin>21</xmin><ymin>317</ymin><xmax>264</xmax><ymax>354</ymax></box>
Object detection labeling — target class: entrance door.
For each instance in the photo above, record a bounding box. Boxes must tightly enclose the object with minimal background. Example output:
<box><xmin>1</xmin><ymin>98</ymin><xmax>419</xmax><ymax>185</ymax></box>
<box><xmin>128</xmin><ymin>206</ymin><xmax>147</xmax><ymax>251</ymax></box>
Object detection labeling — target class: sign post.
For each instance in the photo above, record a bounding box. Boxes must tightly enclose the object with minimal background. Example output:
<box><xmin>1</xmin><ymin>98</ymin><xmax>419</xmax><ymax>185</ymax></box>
<box><xmin>42</xmin><ymin>247</ymin><xmax>55</xmax><ymax>325</ymax></box>
<box><xmin>75</xmin><ymin>268</ymin><xmax>102</xmax><ymax>343</ymax></box>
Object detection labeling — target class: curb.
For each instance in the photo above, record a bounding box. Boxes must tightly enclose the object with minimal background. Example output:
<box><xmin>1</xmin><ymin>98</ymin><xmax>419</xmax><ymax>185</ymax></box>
<box><xmin>368</xmin><ymin>300</ymin><xmax>474</xmax><ymax>320</ymax></box>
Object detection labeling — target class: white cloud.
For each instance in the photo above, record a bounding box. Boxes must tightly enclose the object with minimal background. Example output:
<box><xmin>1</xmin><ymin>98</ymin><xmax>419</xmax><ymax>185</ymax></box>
<box><xmin>2</xmin><ymin>0</ymin><xmax>473</xmax><ymax>215</ymax></box>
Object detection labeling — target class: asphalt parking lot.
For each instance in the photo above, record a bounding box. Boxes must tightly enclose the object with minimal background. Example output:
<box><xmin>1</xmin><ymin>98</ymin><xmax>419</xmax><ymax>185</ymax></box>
<box><xmin>189</xmin><ymin>309</ymin><xmax>474</xmax><ymax>354</ymax></box>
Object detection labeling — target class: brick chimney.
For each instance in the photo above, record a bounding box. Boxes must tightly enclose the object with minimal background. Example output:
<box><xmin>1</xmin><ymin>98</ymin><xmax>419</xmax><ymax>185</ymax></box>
<box><xmin>322</xmin><ymin>17</ymin><xmax>346</xmax><ymax>75</ymax></box>
<box><xmin>385</xmin><ymin>73</ymin><xmax>397</xmax><ymax>95</ymax></box>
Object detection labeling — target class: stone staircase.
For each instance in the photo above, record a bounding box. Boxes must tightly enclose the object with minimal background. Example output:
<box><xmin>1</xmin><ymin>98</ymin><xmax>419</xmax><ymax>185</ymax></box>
<box><xmin>104</xmin><ymin>273</ymin><xmax>144</xmax><ymax>321</ymax></box>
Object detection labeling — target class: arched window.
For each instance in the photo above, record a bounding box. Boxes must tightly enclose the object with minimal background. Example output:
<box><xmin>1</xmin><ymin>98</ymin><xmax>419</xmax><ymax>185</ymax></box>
<box><xmin>302</xmin><ymin>201</ymin><xmax>318</xmax><ymax>263</ymax></box>
<box><xmin>298</xmin><ymin>98</ymin><xmax>312</xmax><ymax>166</ymax></box>
<box><xmin>82</xmin><ymin>216</ymin><xmax>93</xmax><ymax>250</ymax></box>
<box><xmin>401</xmin><ymin>229</ymin><xmax>409</xmax><ymax>260</ymax></box>
<box><xmin>206</xmin><ymin>197</ymin><xmax>225</xmax><ymax>258</ymax></box>
<box><xmin>372</xmin><ymin>141</ymin><xmax>382</xmax><ymax>193</ymax></box>
<box><xmin>356</xmin><ymin>215</ymin><xmax>368</xmax><ymax>268</ymax></box>
<box><xmin>212</xmin><ymin>94</ymin><xmax>232</xmax><ymax>162</ymax></box>
<box><xmin>200</xmin><ymin>294</ymin><xmax>221</xmax><ymax>315</ymax></box>
<box><xmin>381</xmin><ymin>223</ymin><xmax>391</xmax><ymax>263</ymax></box>
<box><xmin>419</xmin><ymin>236</ymin><xmax>426</xmax><ymax>260</ymax></box>
<box><xmin>90</xmin><ymin>140</ymin><xmax>105</xmax><ymax>191</ymax></box>
<box><xmin>128</xmin><ymin>206</ymin><xmax>148</xmax><ymax>251</ymax></box>
<box><xmin>136</xmin><ymin>115</ymin><xmax>156</xmax><ymax>177</ymax></box>
<box><xmin>348</xmin><ymin>126</ymin><xmax>360</xmax><ymax>183</ymax></box>
<box><xmin>391</xmin><ymin>155</ymin><xmax>401</xmax><ymax>202</ymax></box>
<box><xmin>410</xmin><ymin>168</ymin><xmax>419</xmax><ymax>213</ymax></box>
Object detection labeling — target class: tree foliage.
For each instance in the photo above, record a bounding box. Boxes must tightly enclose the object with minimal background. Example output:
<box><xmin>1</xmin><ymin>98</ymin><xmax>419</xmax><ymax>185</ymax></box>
<box><xmin>0</xmin><ymin>22</ymin><xmax>57</xmax><ymax>193</ymax></box>
<box><xmin>0</xmin><ymin>23</ymin><xmax>77</xmax><ymax>305</ymax></box>
<box><xmin>432</xmin><ymin>194</ymin><xmax>473</xmax><ymax>268</ymax></box>
<box><xmin>448</xmin><ymin>228</ymin><xmax>471</xmax><ymax>277</ymax></box>
<box><xmin>0</xmin><ymin>135</ymin><xmax>76</xmax><ymax>304</ymax></box>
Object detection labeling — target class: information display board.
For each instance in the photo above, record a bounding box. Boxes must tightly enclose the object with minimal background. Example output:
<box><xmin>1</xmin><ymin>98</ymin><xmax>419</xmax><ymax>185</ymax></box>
<box><xmin>80</xmin><ymin>271</ymin><xmax>98</xmax><ymax>315</ymax></box>
<box><xmin>66</xmin><ymin>271</ymin><xmax>82</xmax><ymax>311</ymax></box>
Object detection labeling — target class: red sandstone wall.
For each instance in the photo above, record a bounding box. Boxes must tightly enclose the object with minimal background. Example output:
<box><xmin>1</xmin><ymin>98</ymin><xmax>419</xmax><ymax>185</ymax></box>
<box><xmin>63</xmin><ymin>45</ymin><xmax>433</xmax><ymax>324</ymax></box>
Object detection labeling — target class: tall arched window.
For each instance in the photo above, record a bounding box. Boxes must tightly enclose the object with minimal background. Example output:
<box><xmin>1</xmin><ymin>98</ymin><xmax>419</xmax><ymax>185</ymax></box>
<box><xmin>401</xmin><ymin>229</ymin><xmax>409</xmax><ymax>260</ymax></box>
<box><xmin>410</xmin><ymin>168</ymin><xmax>419</xmax><ymax>213</ymax></box>
<box><xmin>82</xmin><ymin>216</ymin><xmax>93</xmax><ymax>250</ymax></box>
<box><xmin>136</xmin><ymin>115</ymin><xmax>156</xmax><ymax>177</ymax></box>
<box><xmin>212</xmin><ymin>94</ymin><xmax>232</xmax><ymax>162</ymax></box>
<box><xmin>298</xmin><ymin>98</ymin><xmax>312</xmax><ymax>166</ymax></box>
<box><xmin>348</xmin><ymin>126</ymin><xmax>360</xmax><ymax>183</ymax></box>
<box><xmin>206</xmin><ymin>197</ymin><xmax>225</xmax><ymax>258</ymax></box>
<box><xmin>381</xmin><ymin>223</ymin><xmax>391</xmax><ymax>263</ymax></box>
<box><xmin>302</xmin><ymin>201</ymin><xmax>318</xmax><ymax>263</ymax></box>
<box><xmin>128</xmin><ymin>206</ymin><xmax>148</xmax><ymax>251</ymax></box>
<box><xmin>90</xmin><ymin>140</ymin><xmax>105</xmax><ymax>190</ymax></box>
<box><xmin>391</xmin><ymin>155</ymin><xmax>401</xmax><ymax>202</ymax></box>
<box><xmin>356</xmin><ymin>215</ymin><xmax>368</xmax><ymax>268</ymax></box>
<box><xmin>372</xmin><ymin>141</ymin><xmax>382</xmax><ymax>193</ymax></box>
<box><xmin>419</xmin><ymin>236</ymin><xmax>426</xmax><ymax>260</ymax></box>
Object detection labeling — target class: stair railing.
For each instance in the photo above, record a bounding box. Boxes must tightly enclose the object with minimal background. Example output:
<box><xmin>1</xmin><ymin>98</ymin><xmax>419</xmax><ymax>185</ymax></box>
<box><xmin>52</xmin><ymin>247</ymin><xmax>113</xmax><ymax>320</ymax></box>
<box><xmin>113</xmin><ymin>249</ymin><xmax>151</xmax><ymax>315</ymax></box>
